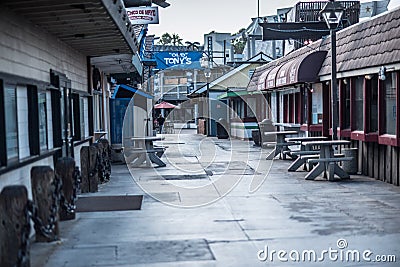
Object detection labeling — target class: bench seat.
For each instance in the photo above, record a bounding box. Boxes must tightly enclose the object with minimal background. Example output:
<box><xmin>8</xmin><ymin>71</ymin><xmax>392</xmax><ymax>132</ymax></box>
<box><xmin>307</xmin><ymin>157</ymin><xmax>353</xmax><ymax>164</ymax></box>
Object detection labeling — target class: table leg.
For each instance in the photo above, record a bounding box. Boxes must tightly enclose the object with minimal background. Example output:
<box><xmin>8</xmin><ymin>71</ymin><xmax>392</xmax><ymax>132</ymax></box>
<box><xmin>130</xmin><ymin>153</ymin><xmax>146</xmax><ymax>167</ymax></box>
<box><xmin>305</xmin><ymin>163</ymin><xmax>325</xmax><ymax>180</ymax></box>
<box><xmin>266</xmin><ymin>148</ymin><xmax>278</xmax><ymax>160</ymax></box>
<box><xmin>288</xmin><ymin>157</ymin><xmax>306</xmax><ymax>172</ymax></box>
<box><xmin>148</xmin><ymin>153</ymin><xmax>166</xmax><ymax>167</ymax></box>
<box><xmin>334</xmin><ymin>164</ymin><xmax>350</xmax><ymax>179</ymax></box>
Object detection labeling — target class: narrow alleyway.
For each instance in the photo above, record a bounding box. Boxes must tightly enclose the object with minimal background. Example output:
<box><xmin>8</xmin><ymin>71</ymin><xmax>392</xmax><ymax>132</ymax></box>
<box><xmin>31</xmin><ymin>131</ymin><xmax>400</xmax><ymax>266</ymax></box>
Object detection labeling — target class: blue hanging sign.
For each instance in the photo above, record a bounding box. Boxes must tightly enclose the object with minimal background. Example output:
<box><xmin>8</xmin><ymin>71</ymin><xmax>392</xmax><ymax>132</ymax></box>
<box><xmin>154</xmin><ymin>51</ymin><xmax>203</xmax><ymax>69</ymax></box>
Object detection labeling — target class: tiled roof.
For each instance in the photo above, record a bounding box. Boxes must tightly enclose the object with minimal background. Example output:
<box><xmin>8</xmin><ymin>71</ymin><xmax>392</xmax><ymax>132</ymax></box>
<box><xmin>319</xmin><ymin>7</ymin><xmax>400</xmax><ymax>76</ymax></box>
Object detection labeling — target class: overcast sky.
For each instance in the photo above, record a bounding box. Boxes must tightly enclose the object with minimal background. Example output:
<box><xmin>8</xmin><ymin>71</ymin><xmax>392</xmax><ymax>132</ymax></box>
<box><xmin>147</xmin><ymin>0</ymin><xmax>400</xmax><ymax>44</ymax></box>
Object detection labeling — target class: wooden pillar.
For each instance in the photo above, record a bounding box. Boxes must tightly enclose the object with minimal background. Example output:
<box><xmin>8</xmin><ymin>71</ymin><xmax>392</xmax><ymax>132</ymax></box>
<box><xmin>31</xmin><ymin>166</ymin><xmax>59</xmax><ymax>242</ymax></box>
<box><xmin>0</xmin><ymin>185</ymin><xmax>30</xmax><ymax>267</ymax></box>
<box><xmin>98</xmin><ymin>139</ymin><xmax>111</xmax><ymax>181</ymax></box>
<box><xmin>80</xmin><ymin>146</ymin><xmax>98</xmax><ymax>193</ymax></box>
<box><xmin>55</xmin><ymin>157</ymin><xmax>76</xmax><ymax>221</ymax></box>
<box><xmin>91</xmin><ymin>143</ymin><xmax>105</xmax><ymax>183</ymax></box>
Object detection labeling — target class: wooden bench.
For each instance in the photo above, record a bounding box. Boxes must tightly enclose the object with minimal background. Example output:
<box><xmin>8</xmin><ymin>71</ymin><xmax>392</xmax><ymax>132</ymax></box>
<box><xmin>305</xmin><ymin>157</ymin><xmax>353</xmax><ymax>181</ymax></box>
<box><xmin>307</xmin><ymin>156</ymin><xmax>352</xmax><ymax>164</ymax></box>
<box><xmin>125</xmin><ymin>147</ymin><xmax>166</xmax><ymax>164</ymax></box>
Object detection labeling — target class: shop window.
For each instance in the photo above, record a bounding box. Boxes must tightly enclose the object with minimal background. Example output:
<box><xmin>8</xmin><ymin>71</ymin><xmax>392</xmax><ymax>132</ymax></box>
<box><xmin>289</xmin><ymin>94</ymin><xmax>294</xmax><ymax>123</ymax></box>
<box><xmin>283</xmin><ymin>94</ymin><xmax>289</xmax><ymax>122</ymax></box>
<box><xmin>311</xmin><ymin>84</ymin><xmax>323</xmax><ymax>124</ymax></box>
<box><xmin>38</xmin><ymin>91</ymin><xmax>48</xmax><ymax>151</ymax></box>
<box><xmin>4</xmin><ymin>84</ymin><xmax>19</xmax><ymax>160</ymax></box>
<box><xmin>302</xmin><ymin>89</ymin><xmax>308</xmax><ymax>124</ymax></box>
<box><xmin>366</xmin><ymin>76</ymin><xmax>378</xmax><ymax>132</ymax></box>
<box><xmin>354</xmin><ymin>77</ymin><xmax>364</xmax><ymax>131</ymax></box>
<box><xmin>46</xmin><ymin>91</ymin><xmax>54</xmax><ymax>150</ymax></box>
<box><xmin>384</xmin><ymin>72</ymin><xmax>397</xmax><ymax>135</ymax></box>
<box><xmin>246</xmin><ymin>97</ymin><xmax>256</xmax><ymax>118</ymax></box>
<box><xmin>93</xmin><ymin>94</ymin><xmax>104</xmax><ymax>131</ymax></box>
<box><xmin>342</xmin><ymin>80</ymin><xmax>351</xmax><ymax>129</ymax></box>
<box><xmin>81</xmin><ymin>97</ymin><xmax>90</xmax><ymax>138</ymax></box>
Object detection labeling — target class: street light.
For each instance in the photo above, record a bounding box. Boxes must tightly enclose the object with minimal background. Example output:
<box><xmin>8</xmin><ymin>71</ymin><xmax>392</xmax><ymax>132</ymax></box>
<box><xmin>204</xmin><ymin>67</ymin><xmax>211</xmax><ymax>136</ymax></box>
<box><xmin>201</xmin><ymin>56</ymin><xmax>212</xmax><ymax>136</ymax></box>
<box><xmin>320</xmin><ymin>0</ymin><xmax>344</xmax><ymax>140</ymax></box>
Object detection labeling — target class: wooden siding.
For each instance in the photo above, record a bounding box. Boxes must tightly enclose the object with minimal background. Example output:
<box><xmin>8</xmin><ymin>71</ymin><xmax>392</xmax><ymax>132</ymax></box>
<box><xmin>0</xmin><ymin>8</ymin><xmax>87</xmax><ymax>91</ymax></box>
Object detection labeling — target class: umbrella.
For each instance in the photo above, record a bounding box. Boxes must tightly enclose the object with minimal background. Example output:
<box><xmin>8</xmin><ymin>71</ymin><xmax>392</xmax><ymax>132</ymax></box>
<box><xmin>154</xmin><ymin>101</ymin><xmax>177</xmax><ymax>109</ymax></box>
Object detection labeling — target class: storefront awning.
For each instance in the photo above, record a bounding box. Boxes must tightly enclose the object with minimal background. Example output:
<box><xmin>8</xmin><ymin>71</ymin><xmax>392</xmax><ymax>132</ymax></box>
<box><xmin>264</xmin><ymin>51</ymin><xmax>327</xmax><ymax>90</ymax></box>
<box><xmin>217</xmin><ymin>90</ymin><xmax>261</xmax><ymax>99</ymax></box>
<box><xmin>112</xmin><ymin>84</ymin><xmax>153</xmax><ymax>99</ymax></box>
<box><xmin>257</xmin><ymin>69</ymin><xmax>270</xmax><ymax>91</ymax></box>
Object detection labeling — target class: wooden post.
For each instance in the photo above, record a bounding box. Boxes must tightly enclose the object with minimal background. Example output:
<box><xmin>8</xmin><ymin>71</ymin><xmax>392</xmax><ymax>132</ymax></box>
<box><xmin>80</xmin><ymin>146</ymin><xmax>98</xmax><ymax>193</ymax></box>
<box><xmin>0</xmin><ymin>185</ymin><xmax>30</xmax><ymax>267</ymax></box>
<box><xmin>55</xmin><ymin>157</ymin><xmax>76</xmax><ymax>221</ymax></box>
<box><xmin>98</xmin><ymin>139</ymin><xmax>111</xmax><ymax>181</ymax></box>
<box><xmin>31</xmin><ymin>166</ymin><xmax>59</xmax><ymax>242</ymax></box>
<box><xmin>80</xmin><ymin>146</ymin><xmax>90</xmax><ymax>193</ymax></box>
<box><xmin>92</xmin><ymin>143</ymin><xmax>104</xmax><ymax>183</ymax></box>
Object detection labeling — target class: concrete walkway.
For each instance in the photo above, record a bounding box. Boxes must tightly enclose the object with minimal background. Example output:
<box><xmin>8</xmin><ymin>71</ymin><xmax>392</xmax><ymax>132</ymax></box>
<box><xmin>31</xmin><ymin>131</ymin><xmax>400</xmax><ymax>266</ymax></box>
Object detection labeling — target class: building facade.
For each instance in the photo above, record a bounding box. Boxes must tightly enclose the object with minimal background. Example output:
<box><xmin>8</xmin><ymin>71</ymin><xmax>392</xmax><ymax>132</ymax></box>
<box><xmin>0</xmin><ymin>0</ymin><xmax>140</xmax><ymax>194</ymax></box>
<box><xmin>249</xmin><ymin>6</ymin><xmax>400</xmax><ymax>185</ymax></box>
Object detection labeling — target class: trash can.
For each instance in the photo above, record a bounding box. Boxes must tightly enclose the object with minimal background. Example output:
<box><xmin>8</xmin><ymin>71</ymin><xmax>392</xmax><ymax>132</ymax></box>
<box><xmin>342</xmin><ymin>148</ymin><xmax>358</xmax><ymax>174</ymax></box>
<box><xmin>252</xmin><ymin>129</ymin><xmax>261</xmax><ymax>146</ymax></box>
<box><xmin>216</xmin><ymin>118</ymin><xmax>229</xmax><ymax>139</ymax></box>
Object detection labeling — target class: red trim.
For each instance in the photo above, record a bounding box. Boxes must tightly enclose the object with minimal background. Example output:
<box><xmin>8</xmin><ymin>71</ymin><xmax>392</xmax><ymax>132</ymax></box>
<box><xmin>351</xmin><ymin>130</ymin><xmax>366</xmax><ymax>141</ymax></box>
<box><xmin>309</xmin><ymin>124</ymin><xmax>323</xmax><ymax>132</ymax></box>
<box><xmin>365</xmin><ymin>132</ymin><xmax>378</xmax><ymax>142</ymax></box>
<box><xmin>339</xmin><ymin>129</ymin><xmax>351</xmax><ymax>138</ymax></box>
<box><xmin>378</xmin><ymin>134</ymin><xmax>398</xmax><ymax>146</ymax></box>
<box><xmin>300</xmin><ymin>124</ymin><xmax>308</xmax><ymax>131</ymax></box>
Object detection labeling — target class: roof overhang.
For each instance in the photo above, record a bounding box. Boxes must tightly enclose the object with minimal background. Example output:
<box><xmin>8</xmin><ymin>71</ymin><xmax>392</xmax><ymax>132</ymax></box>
<box><xmin>112</xmin><ymin>84</ymin><xmax>153</xmax><ymax>99</ymax></box>
<box><xmin>91</xmin><ymin>54</ymin><xmax>137</xmax><ymax>74</ymax></box>
<box><xmin>260</xmin><ymin>22</ymin><xmax>330</xmax><ymax>40</ymax></box>
<box><xmin>2</xmin><ymin>0</ymin><xmax>140</xmax><ymax>57</ymax></box>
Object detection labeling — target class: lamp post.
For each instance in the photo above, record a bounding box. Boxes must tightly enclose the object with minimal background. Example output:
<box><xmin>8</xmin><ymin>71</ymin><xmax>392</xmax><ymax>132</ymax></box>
<box><xmin>320</xmin><ymin>0</ymin><xmax>344</xmax><ymax>140</ymax></box>
<box><xmin>204</xmin><ymin>68</ymin><xmax>211</xmax><ymax>136</ymax></box>
<box><xmin>200</xmin><ymin>56</ymin><xmax>213</xmax><ymax>136</ymax></box>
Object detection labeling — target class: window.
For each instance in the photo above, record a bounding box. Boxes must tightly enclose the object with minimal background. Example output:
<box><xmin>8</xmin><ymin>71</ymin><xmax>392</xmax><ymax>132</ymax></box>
<box><xmin>342</xmin><ymin>80</ymin><xmax>351</xmax><ymax>129</ymax></box>
<box><xmin>38</xmin><ymin>91</ymin><xmax>48</xmax><ymax>150</ymax></box>
<box><xmin>93</xmin><ymin>94</ymin><xmax>104</xmax><ymax>131</ymax></box>
<box><xmin>354</xmin><ymin>77</ymin><xmax>364</xmax><ymax>131</ymax></box>
<box><xmin>246</xmin><ymin>97</ymin><xmax>256</xmax><ymax>118</ymax></box>
<box><xmin>311</xmin><ymin>84</ymin><xmax>323</xmax><ymax>124</ymax></box>
<box><xmin>302</xmin><ymin>88</ymin><xmax>308</xmax><ymax>124</ymax></box>
<box><xmin>384</xmin><ymin>72</ymin><xmax>396</xmax><ymax>135</ymax></box>
<box><xmin>4</xmin><ymin>84</ymin><xmax>18</xmax><ymax>160</ymax></box>
<box><xmin>81</xmin><ymin>97</ymin><xmax>89</xmax><ymax>138</ymax></box>
<box><xmin>367</xmin><ymin>76</ymin><xmax>378</xmax><ymax>132</ymax></box>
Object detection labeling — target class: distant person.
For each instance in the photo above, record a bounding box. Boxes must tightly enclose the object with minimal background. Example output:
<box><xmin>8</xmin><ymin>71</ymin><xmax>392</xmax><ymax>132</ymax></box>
<box><xmin>157</xmin><ymin>114</ymin><xmax>165</xmax><ymax>133</ymax></box>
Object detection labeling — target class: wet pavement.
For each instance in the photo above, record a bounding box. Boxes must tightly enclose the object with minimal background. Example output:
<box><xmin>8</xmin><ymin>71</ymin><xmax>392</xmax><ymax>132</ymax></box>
<box><xmin>31</xmin><ymin>131</ymin><xmax>400</xmax><ymax>266</ymax></box>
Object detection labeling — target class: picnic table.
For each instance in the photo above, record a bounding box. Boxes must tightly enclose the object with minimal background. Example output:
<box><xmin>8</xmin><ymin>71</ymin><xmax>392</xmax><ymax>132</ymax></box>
<box><xmin>302</xmin><ymin>140</ymin><xmax>352</xmax><ymax>181</ymax></box>
<box><xmin>264</xmin><ymin>131</ymin><xmax>298</xmax><ymax>160</ymax></box>
<box><xmin>286</xmin><ymin>136</ymin><xmax>328</xmax><ymax>172</ymax></box>
<box><xmin>125</xmin><ymin>136</ymin><xmax>166</xmax><ymax>167</ymax></box>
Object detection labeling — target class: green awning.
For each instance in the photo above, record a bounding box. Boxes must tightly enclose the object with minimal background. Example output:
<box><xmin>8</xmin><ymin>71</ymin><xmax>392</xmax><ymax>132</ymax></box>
<box><xmin>217</xmin><ymin>90</ymin><xmax>262</xmax><ymax>99</ymax></box>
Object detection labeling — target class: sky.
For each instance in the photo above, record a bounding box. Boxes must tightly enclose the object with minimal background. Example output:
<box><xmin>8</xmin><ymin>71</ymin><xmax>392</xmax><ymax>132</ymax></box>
<box><xmin>147</xmin><ymin>0</ymin><xmax>400</xmax><ymax>44</ymax></box>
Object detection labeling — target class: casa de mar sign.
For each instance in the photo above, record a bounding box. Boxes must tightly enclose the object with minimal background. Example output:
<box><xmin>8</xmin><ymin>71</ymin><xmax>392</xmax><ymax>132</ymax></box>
<box><xmin>126</xmin><ymin>6</ymin><xmax>159</xmax><ymax>24</ymax></box>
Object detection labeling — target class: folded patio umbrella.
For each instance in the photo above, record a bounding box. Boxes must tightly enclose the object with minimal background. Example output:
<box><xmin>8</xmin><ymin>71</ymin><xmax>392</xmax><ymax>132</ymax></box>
<box><xmin>154</xmin><ymin>101</ymin><xmax>177</xmax><ymax>109</ymax></box>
